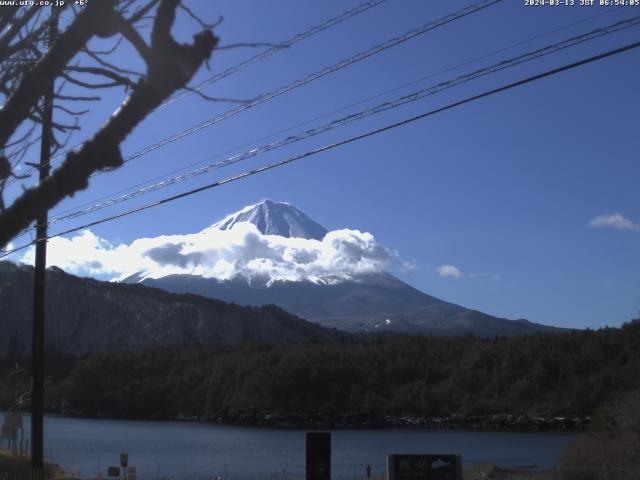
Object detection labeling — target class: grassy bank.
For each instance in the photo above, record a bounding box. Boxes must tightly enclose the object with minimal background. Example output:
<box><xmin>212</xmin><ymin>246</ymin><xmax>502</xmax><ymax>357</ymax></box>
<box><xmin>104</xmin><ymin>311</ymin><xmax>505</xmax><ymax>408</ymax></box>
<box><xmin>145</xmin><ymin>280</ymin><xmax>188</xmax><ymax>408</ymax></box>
<box><xmin>0</xmin><ymin>449</ymin><xmax>66</xmax><ymax>480</ymax></box>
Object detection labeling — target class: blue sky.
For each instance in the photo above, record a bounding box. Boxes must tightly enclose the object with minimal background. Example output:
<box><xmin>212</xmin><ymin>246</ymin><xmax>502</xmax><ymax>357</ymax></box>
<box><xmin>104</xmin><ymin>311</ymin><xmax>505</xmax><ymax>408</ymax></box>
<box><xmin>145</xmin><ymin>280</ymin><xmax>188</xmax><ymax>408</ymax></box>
<box><xmin>5</xmin><ymin>0</ymin><xmax>640</xmax><ymax>329</ymax></box>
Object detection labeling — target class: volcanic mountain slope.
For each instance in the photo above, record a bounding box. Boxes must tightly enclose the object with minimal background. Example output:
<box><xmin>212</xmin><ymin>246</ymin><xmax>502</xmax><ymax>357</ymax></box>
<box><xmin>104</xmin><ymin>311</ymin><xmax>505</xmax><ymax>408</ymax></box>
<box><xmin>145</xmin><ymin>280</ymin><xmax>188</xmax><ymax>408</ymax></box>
<box><xmin>0</xmin><ymin>261</ymin><xmax>345</xmax><ymax>356</ymax></box>
<box><xmin>142</xmin><ymin>271</ymin><xmax>559</xmax><ymax>336</ymax></box>
<box><xmin>132</xmin><ymin>200</ymin><xmax>565</xmax><ymax>337</ymax></box>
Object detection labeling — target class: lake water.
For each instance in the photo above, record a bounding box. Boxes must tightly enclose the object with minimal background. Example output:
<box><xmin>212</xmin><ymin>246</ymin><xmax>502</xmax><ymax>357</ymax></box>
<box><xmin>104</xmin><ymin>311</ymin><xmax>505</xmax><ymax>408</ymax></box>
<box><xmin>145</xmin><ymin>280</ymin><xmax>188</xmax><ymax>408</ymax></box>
<box><xmin>1</xmin><ymin>413</ymin><xmax>581</xmax><ymax>480</ymax></box>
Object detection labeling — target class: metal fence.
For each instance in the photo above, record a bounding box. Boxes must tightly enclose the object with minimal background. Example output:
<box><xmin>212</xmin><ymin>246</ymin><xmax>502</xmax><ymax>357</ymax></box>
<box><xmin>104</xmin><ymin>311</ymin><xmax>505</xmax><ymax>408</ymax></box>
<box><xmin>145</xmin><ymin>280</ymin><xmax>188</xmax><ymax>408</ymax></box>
<box><xmin>4</xmin><ymin>452</ymin><xmax>640</xmax><ymax>480</ymax></box>
<box><xmin>62</xmin><ymin>462</ymin><xmax>390</xmax><ymax>480</ymax></box>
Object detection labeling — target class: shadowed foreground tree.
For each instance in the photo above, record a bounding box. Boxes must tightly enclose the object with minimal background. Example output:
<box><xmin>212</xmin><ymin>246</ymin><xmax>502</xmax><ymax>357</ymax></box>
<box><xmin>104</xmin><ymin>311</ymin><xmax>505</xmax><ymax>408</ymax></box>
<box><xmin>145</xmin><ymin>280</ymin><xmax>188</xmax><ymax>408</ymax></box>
<box><xmin>0</xmin><ymin>0</ymin><xmax>219</xmax><ymax>248</ymax></box>
<box><xmin>561</xmin><ymin>390</ymin><xmax>640</xmax><ymax>479</ymax></box>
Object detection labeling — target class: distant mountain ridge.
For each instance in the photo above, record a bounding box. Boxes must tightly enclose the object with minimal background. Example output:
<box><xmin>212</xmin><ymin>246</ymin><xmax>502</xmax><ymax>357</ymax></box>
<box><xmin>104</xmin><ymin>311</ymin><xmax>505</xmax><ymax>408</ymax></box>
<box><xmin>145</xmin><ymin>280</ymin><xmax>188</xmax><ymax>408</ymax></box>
<box><xmin>0</xmin><ymin>261</ymin><xmax>345</xmax><ymax>356</ymax></box>
<box><xmin>141</xmin><ymin>271</ymin><xmax>563</xmax><ymax>336</ymax></box>
<box><xmin>128</xmin><ymin>200</ymin><xmax>566</xmax><ymax>337</ymax></box>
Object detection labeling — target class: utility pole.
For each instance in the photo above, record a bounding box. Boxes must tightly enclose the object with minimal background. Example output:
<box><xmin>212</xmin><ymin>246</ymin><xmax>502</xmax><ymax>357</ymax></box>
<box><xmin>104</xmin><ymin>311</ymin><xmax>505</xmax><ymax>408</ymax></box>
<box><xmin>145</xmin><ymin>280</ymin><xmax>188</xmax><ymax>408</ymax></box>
<box><xmin>31</xmin><ymin>7</ymin><xmax>57</xmax><ymax>480</ymax></box>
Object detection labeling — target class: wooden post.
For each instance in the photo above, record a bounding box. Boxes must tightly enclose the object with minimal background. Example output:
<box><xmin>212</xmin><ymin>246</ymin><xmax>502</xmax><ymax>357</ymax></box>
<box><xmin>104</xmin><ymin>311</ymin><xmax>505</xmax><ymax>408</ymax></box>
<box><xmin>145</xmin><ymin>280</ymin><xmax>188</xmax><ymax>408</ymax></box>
<box><xmin>306</xmin><ymin>432</ymin><xmax>331</xmax><ymax>480</ymax></box>
<box><xmin>31</xmin><ymin>8</ymin><xmax>56</xmax><ymax>480</ymax></box>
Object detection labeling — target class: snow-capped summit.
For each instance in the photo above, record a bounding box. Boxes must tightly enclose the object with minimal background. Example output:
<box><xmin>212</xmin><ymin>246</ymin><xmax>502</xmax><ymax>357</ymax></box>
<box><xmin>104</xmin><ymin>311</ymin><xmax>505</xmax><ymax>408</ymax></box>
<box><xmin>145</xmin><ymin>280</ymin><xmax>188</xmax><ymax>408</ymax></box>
<box><xmin>117</xmin><ymin>200</ymin><xmax>563</xmax><ymax>337</ymax></box>
<box><xmin>213</xmin><ymin>200</ymin><xmax>328</xmax><ymax>240</ymax></box>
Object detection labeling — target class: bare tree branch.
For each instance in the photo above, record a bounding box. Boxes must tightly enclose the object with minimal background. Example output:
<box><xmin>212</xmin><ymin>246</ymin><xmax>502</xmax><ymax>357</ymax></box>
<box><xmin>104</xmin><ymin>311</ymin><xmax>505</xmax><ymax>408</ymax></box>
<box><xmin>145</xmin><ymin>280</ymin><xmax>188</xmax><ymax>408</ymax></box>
<box><xmin>82</xmin><ymin>47</ymin><xmax>144</xmax><ymax>77</ymax></box>
<box><xmin>84</xmin><ymin>34</ymin><xmax>124</xmax><ymax>55</ymax></box>
<box><xmin>54</xmin><ymin>93</ymin><xmax>101</xmax><ymax>102</ymax></box>
<box><xmin>4</xmin><ymin>123</ymin><xmax>37</xmax><ymax>149</ymax></box>
<box><xmin>60</xmin><ymin>73</ymin><xmax>126</xmax><ymax>90</ymax></box>
<box><xmin>116</xmin><ymin>15</ymin><xmax>153</xmax><ymax>64</ymax></box>
<box><xmin>182</xmin><ymin>85</ymin><xmax>254</xmax><ymax>104</ymax></box>
<box><xmin>54</xmin><ymin>105</ymin><xmax>91</xmax><ymax>116</ymax></box>
<box><xmin>0</xmin><ymin>0</ymin><xmax>219</xmax><ymax>247</ymax></box>
<box><xmin>0</xmin><ymin>8</ymin><xmax>20</xmax><ymax>35</ymax></box>
<box><xmin>127</xmin><ymin>0</ymin><xmax>161</xmax><ymax>24</ymax></box>
<box><xmin>0</xmin><ymin>0</ymin><xmax>118</xmax><ymax>148</ymax></box>
<box><xmin>63</xmin><ymin>66</ymin><xmax>137</xmax><ymax>88</ymax></box>
<box><xmin>178</xmin><ymin>3</ymin><xmax>220</xmax><ymax>29</ymax></box>
<box><xmin>0</xmin><ymin>7</ymin><xmax>38</xmax><ymax>60</ymax></box>
<box><xmin>2</xmin><ymin>8</ymin><xmax>65</xmax><ymax>60</ymax></box>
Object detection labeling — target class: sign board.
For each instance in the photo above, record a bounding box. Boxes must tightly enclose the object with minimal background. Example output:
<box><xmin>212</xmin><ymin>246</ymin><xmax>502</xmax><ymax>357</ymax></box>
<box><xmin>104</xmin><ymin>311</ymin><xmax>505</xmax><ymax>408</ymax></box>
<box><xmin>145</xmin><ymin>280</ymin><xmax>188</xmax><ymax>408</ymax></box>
<box><xmin>387</xmin><ymin>454</ymin><xmax>462</xmax><ymax>480</ymax></box>
<box><xmin>120</xmin><ymin>453</ymin><xmax>129</xmax><ymax>468</ymax></box>
<box><xmin>5</xmin><ymin>412</ymin><xmax>23</xmax><ymax>428</ymax></box>
<box><xmin>1</xmin><ymin>425</ymin><xmax>17</xmax><ymax>440</ymax></box>
<box><xmin>306</xmin><ymin>432</ymin><xmax>331</xmax><ymax>480</ymax></box>
<box><xmin>107</xmin><ymin>466</ymin><xmax>120</xmax><ymax>477</ymax></box>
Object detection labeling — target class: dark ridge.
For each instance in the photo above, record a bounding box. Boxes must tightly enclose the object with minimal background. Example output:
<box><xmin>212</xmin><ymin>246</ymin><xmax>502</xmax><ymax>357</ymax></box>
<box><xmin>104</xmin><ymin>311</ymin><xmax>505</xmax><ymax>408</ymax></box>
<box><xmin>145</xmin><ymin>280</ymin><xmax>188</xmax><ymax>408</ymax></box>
<box><xmin>0</xmin><ymin>261</ymin><xmax>349</xmax><ymax>356</ymax></box>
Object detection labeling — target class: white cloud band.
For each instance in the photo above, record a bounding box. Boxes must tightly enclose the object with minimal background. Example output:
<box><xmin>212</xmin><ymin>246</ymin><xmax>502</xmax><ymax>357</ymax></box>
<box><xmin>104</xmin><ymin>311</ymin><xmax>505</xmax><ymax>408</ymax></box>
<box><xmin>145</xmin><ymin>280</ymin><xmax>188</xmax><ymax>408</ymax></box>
<box><xmin>437</xmin><ymin>264</ymin><xmax>463</xmax><ymax>278</ymax></box>
<box><xmin>588</xmin><ymin>213</ymin><xmax>640</xmax><ymax>232</ymax></box>
<box><xmin>437</xmin><ymin>264</ymin><xmax>500</xmax><ymax>281</ymax></box>
<box><xmin>19</xmin><ymin>222</ymin><xmax>393</xmax><ymax>284</ymax></box>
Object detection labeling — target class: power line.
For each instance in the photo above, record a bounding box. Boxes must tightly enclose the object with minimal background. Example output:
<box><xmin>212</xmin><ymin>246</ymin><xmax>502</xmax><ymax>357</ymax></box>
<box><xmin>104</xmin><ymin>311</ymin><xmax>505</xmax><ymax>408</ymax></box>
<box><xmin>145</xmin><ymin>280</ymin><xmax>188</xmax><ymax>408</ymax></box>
<box><xmin>3</xmin><ymin>38</ymin><xmax>638</xmax><ymax>260</ymax></box>
<box><xmin>36</xmin><ymin>14</ymin><xmax>640</xmax><ymax>228</ymax></box>
<box><xmin>7</xmin><ymin>0</ymin><xmax>390</xmax><ymax>184</ymax></box>
<box><xmin>120</xmin><ymin>0</ymin><xmax>502</xmax><ymax>165</ymax></box>
<box><xmin>40</xmin><ymin>4</ymin><xmax>622</xmax><ymax>226</ymax></box>
<box><xmin>160</xmin><ymin>0</ymin><xmax>390</xmax><ymax>109</ymax></box>
<box><xmin>8</xmin><ymin>0</ymin><xmax>502</xmax><ymax>188</ymax></box>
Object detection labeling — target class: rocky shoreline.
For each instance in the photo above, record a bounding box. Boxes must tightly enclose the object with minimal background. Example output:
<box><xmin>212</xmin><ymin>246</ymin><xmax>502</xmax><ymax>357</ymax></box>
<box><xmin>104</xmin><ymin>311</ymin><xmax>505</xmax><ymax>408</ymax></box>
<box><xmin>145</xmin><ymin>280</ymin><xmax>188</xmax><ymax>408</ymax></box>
<box><xmin>49</xmin><ymin>406</ymin><xmax>590</xmax><ymax>430</ymax></box>
<box><xmin>42</xmin><ymin>406</ymin><xmax>591</xmax><ymax>430</ymax></box>
<box><xmin>197</xmin><ymin>412</ymin><xmax>590</xmax><ymax>431</ymax></box>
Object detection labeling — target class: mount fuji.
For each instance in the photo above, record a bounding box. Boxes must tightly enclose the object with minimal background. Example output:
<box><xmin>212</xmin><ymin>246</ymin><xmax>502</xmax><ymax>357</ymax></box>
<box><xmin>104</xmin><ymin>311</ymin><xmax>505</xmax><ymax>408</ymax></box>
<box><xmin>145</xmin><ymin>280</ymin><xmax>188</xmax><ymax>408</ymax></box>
<box><xmin>214</xmin><ymin>199</ymin><xmax>328</xmax><ymax>240</ymax></box>
<box><xmin>125</xmin><ymin>200</ymin><xmax>563</xmax><ymax>337</ymax></box>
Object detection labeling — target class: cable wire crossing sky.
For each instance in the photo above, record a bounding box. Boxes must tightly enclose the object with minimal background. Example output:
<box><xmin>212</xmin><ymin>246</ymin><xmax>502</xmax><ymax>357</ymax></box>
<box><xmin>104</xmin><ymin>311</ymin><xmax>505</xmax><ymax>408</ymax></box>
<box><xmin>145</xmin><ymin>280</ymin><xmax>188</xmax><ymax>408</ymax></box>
<box><xmin>4</xmin><ymin>0</ymin><xmax>640</xmax><ymax>330</ymax></box>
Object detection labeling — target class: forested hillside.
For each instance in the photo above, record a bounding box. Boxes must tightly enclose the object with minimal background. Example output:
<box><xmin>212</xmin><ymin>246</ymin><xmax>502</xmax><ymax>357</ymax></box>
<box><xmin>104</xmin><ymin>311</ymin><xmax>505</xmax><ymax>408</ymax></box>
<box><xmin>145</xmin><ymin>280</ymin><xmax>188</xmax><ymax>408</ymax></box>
<box><xmin>0</xmin><ymin>262</ymin><xmax>346</xmax><ymax>356</ymax></box>
<box><xmin>2</xmin><ymin>321</ymin><xmax>639</xmax><ymax>427</ymax></box>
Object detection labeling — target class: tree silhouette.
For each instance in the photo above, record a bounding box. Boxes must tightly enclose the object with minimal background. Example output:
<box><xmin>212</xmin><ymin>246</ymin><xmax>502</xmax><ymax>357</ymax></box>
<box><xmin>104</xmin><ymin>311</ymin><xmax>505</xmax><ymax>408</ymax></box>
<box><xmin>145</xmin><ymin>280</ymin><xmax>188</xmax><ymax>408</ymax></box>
<box><xmin>0</xmin><ymin>0</ymin><xmax>219</xmax><ymax>248</ymax></box>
